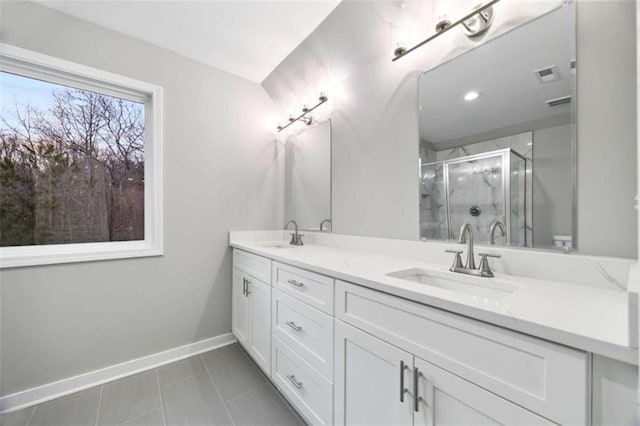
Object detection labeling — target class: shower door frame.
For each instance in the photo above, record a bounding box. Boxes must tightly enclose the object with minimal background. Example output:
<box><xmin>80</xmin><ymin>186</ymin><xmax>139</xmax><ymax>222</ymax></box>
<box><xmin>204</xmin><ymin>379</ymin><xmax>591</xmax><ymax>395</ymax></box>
<box><xmin>423</xmin><ymin>148</ymin><xmax>526</xmax><ymax>245</ymax></box>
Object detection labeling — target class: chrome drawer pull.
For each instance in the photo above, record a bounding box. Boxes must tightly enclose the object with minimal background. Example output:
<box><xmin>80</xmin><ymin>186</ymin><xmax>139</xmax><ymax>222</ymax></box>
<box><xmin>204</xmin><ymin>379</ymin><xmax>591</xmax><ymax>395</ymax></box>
<box><xmin>287</xmin><ymin>279</ymin><xmax>304</xmax><ymax>287</ymax></box>
<box><xmin>286</xmin><ymin>374</ymin><xmax>303</xmax><ymax>389</ymax></box>
<box><xmin>413</xmin><ymin>367</ymin><xmax>421</xmax><ymax>412</ymax></box>
<box><xmin>286</xmin><ymin>321</ymin><xmax>302</xmax><ymax>332</ymax></box>
<box><xmin>399</xmin><ymin>360</ymin><xmax>409</xmax><ymax>402</ymax></box>
<box><xmin>242</xmin><ymin>278</ymin><xmax>247</xmax><ymax>296</ymax></box>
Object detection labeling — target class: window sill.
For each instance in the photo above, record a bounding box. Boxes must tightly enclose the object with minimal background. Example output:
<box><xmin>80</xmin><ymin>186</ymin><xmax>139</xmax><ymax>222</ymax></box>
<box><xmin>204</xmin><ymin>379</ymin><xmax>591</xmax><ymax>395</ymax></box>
<box><xmin>0</xmin><ymin>241</ymin><xmax>163</xmax><ymax>268</ymax></box>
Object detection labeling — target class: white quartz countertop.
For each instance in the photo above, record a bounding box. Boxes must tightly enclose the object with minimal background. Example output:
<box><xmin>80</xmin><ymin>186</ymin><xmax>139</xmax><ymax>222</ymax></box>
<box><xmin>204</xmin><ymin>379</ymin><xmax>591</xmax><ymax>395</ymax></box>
<box><xmin>230</xmin><ymin>235</ymin><xmax>637</xmax><ymax>365</ymax></box>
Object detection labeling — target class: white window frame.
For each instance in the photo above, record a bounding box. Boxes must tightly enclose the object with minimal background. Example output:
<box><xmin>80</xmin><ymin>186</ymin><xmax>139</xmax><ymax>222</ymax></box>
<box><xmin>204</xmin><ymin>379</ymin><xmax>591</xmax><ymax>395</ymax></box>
<box><xmin>0</xmin><ymin>44</ymin><xmax>163</xmax><ymax>268</ymax></box>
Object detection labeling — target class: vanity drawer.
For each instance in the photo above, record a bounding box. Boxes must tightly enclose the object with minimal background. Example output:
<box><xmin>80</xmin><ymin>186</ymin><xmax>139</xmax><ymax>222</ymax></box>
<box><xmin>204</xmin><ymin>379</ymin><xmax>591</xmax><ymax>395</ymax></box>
<box><xmin>335</xmin><ymin>280</ymin><xmax>588</xmax><ymax>425</ymax></box>
<box><xmin>272</xmin><ymin>335</ymin><xmax>333</xmax><ymax>425</ymax></box>
<box><xmin>233</xmin><ymin>249</ymin><xmax>271</xmax><ymax>283</ymax></box>
<box><xmin>273</xmin><ymin>289</ymin><xmax>334</xmax><ymax>379</ymax></box>
<box><xmin>272</xmin><ymin>262</ymin><xmax>334</xmax><ymax>314</ymax></box>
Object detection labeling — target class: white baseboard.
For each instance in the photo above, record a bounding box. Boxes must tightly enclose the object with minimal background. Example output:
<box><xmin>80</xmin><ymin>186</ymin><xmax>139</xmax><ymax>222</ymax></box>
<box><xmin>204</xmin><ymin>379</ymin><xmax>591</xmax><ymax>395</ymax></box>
<box><xmin>0</xmin><ymin>332</ymin><xmax>237</xmax><ymax>414</ymax></box>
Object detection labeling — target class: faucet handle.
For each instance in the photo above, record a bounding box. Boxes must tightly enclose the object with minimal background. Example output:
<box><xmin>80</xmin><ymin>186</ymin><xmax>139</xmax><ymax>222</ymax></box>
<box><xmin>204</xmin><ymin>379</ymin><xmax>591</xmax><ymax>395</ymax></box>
<box><xmin>444</xmin><ymin>249</ymin><xmax>463</xmax><ymax>271</ymax></box>
<box><xmin>290</xmin><ymin>233</ymin><xmax>304</xmax><ymax>246</ymax></box>
<box><xmin>477</xmin><ymin>253</ymin><xmax>501</xmax><ymax>277</ymax></box>
<box><xmin>478</xmin><ymin>253</ymin><xmax>501</xmax><ymax>259</ymax></box>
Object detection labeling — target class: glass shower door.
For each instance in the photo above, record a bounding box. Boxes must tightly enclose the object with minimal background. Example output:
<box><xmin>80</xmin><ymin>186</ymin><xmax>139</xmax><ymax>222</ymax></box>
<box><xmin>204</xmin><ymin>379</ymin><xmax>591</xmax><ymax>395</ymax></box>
<box><xmin>446</xmin><ymin>153</ymin><xmax>506</xmax><ymax>242</ymax></box>
<box><xmin>420</xmin><ymin>162</ymin><xmax>447</xmax><ymax>239</ymax></box>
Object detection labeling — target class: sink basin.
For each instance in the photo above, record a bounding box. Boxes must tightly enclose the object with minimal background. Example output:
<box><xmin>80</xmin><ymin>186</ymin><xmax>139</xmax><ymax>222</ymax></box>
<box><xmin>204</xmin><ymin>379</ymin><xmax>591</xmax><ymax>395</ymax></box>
<box><xmin>254</xmin><ymin>241</ymin><xmax>300</xmax><ymax>249</ymax></box>
<box><xmin>387</xmin><ymin>268</ymin><xmax>517</xmax><ymax>300</ymax></box>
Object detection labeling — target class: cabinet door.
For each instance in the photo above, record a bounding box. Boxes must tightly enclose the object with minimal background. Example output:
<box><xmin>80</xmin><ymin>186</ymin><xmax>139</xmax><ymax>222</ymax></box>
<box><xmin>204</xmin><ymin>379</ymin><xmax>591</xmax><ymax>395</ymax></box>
<box><xmin>334</xmin><ymin>320</ymin><xmax>414</xmax><ymax>426</ymax></box>
<box><xmin>413</xmin><ymin>357</ymin><xmax>555</xmax><ymax>426</ymax></box>
<box><xmin>248</xmin><ymin>277</ymin><xmax>271</xmax><ymax>374</ymax></box>
<box><xmin>232</xmin><ymin>268</ymin><xmax>250</xmax><ymax>347</ymax></box>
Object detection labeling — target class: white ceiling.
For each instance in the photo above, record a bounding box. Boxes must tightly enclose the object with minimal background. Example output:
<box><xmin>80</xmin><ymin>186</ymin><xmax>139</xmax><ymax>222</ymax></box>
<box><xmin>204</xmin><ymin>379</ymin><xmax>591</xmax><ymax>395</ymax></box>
<box><xmin>419</xmin><ymin>4</ymin><xmax>575</xmax><ymax>147</ymax></box>
<box><xmin>34</xmin><ymin>0</ymin><xmax>341</xmax><ymax>83</ymax></box>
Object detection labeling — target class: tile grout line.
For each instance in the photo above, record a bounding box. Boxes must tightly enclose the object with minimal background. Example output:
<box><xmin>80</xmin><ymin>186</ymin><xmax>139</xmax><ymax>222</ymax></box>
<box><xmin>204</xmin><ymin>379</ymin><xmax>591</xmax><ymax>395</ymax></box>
<box><xmin>120</xmin><ymin>407</ymin><xmax>162</xmax><ymax>425</ymax></box>
<box><xmin>234</xmin><ymin>345</ymin><xmax>305</xmax><ymax>425</ymax></box>
<box><xmin>200</xmin><ymin>353</ymin><xmax>236</xmax><ymax>426</ymax></box>
<box><xmin>153</xmin><ymin>369</ymin><xmax>168</xmax><ymax>426</ymax></box>
<box><xmin>253</xmin><ymin>368</ymin><xmax>306</xmax><ymax>425</ymax></box>
<box><xmin>93</xmin><ymin>385</ymin><xmax>104</xmax><ymax>426</ymax></box>
<box><xmin>209</xmin><ymin>349</ymin><xmax>269</xmax><ymax>405</ymax></box>
<box><xmin>223</xmin><ymin>345</ymin><xmax>305</xmax><ymax>425</ymax></box>
<box><xmin>24</xmin><ymin>406</ymin><xmax>37</xmax><ymax>426</ymax></box>
<box><xmin>156</xmin><ymin>369</ymin><xmax>205</xmax><ymax>390</ymax></box>
<box><xmin>267</xmin><ymin>380</ymin><xmax>306</xmax><ymax>425</ymax></box>
<box><xmin>223</xmin><ymin>381</ymin><xmax>271</xmax><ymax>405</ymax></box>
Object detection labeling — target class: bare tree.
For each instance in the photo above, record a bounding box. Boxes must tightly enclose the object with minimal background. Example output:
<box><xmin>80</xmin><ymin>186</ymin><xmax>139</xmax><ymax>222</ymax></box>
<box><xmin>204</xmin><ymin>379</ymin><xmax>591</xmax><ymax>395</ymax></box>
<box><xmin>0</xmin><ymin>86</ymin><xmax>145</xmax><ymax>246</ymax></box>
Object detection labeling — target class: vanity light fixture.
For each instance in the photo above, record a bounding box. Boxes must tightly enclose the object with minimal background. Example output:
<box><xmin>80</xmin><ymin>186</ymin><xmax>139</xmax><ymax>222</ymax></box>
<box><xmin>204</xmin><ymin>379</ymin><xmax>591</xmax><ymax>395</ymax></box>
<box><xmin>392</xmin><ymin>0</ymin><xmax>500</xmax><ymax>62</ymax></box>
<box><xmin>277</xmin><ymin>92</ymin><xmax>328</xmax><ymax>132</ymax></box>
<box><xmin>463</xmin><ymin>91</ymin><xmax>480</xmax><ymax>101</ymax></box>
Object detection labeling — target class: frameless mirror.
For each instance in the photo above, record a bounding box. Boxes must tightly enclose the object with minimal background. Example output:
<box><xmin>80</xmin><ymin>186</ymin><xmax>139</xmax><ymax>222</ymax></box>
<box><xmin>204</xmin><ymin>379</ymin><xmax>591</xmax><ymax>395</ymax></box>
<box><xmin>419</xmin><ymin>4</ymin><xmax>575</xmax><ymax>250</ymax></box>
<box><xmin>285</xmin><ymin>120</ymin><xmax>332</xmax><ymax>231</ymax></box>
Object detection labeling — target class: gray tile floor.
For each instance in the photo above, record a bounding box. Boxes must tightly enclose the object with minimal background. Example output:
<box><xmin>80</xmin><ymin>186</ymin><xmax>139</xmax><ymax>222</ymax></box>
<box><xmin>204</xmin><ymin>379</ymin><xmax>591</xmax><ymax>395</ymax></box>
<box><xmin>0</xmin><ymin>344</ymin><xmax>305</xmax><ymax>426</ymax></box>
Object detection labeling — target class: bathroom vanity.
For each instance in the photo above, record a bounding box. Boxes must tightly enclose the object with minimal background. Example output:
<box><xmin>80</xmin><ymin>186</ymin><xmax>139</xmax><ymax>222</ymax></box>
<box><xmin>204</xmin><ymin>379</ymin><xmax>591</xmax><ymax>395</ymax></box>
<box><xmin>234</xmin><ymin>1</ymin><xmax>639</xmax><ymax>424</ymax></box>
<box><xmin>230</xmin><ymin>230</ymin><xmax>638</xmax><ymax>426</ymax></box>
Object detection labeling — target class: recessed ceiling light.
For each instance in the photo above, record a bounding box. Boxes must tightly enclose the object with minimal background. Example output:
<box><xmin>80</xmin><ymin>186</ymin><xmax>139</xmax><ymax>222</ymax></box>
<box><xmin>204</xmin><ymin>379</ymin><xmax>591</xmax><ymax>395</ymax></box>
<box><xmin>463</xmin><ymin>91</ymin><xmax>480</xmax><ymax>101</ymax></box>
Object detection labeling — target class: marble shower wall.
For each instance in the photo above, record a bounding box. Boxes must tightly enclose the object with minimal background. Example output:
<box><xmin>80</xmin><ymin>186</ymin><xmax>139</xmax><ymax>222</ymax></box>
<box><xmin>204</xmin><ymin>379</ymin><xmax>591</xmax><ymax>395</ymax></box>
<box><xmin>447</xmin><ymin>154</ymin><xmax>507</xmax><ymax>244</ymax></box>
<box><xmin>420</xmin><ymin>132</ymin><xmax>533</xmax><ymax>246</ymax></box>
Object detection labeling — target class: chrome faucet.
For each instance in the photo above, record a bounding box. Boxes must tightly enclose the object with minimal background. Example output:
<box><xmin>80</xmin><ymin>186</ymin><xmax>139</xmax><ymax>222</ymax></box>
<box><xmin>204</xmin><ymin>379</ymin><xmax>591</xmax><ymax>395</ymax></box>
<box><xmin>445</xmin><ymin>223</ymin><xmax>501</xmax><ymax>277</ymax></box>
<box><xmin>284</xmin><ymin>220</ymin><xmax>304</xmax><ymax>246</ymax></box>
<box><xmin>320</xmin><ymin>219</ymin><xmax>332</xmax><ymax>232</ymax></box>
<box><xmin>458</xmin><ymin>223</ymin><xmax>476</xmax><ymax>269</ymax></box>
<box><xmin>489</xmin><ymin>220</ymin><xmax>505</xmax><ymax>245</ymax></box>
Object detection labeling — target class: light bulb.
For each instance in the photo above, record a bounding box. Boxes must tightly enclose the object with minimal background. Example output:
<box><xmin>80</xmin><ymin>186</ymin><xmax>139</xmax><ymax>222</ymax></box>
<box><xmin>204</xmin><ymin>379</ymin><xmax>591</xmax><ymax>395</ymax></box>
<box><xmin>464</xmin><ymin>91</ymin><xmax>480</xmax><ymax>101</ymax></box>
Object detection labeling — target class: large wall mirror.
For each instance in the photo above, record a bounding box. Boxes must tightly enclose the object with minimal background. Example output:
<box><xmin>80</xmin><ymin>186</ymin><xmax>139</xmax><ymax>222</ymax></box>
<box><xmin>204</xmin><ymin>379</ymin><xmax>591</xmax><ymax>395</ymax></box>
<box><xmin>419</xmin><ymin>4</ymin><xmax>576</xmax><ymax>250</ymax></box>
<box><xmin>285</xmin><ymin>120</ymin><xmax>332</xmax><ymax>231</ymax></box>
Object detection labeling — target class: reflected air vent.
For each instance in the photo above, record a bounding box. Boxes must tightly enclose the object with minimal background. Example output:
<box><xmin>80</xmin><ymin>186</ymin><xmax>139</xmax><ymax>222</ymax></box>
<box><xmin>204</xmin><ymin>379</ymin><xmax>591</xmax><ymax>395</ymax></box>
<box><xmin>534</xmin><ymin>65</ymin><xmax>559</xmax><ymax>83</ymax></box>
<box><xmin>546</xmin><ymin>95</ymin><xmax>572</xmax><ymax>107</ymax></box>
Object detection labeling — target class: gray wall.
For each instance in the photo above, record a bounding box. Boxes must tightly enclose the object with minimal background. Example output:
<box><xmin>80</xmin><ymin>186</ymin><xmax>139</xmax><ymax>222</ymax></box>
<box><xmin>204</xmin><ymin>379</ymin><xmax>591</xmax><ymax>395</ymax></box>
<box><xmin>576</xmin><ymin>0</ymin><xmax>637</xmax><ymax>258</ymax></box>
<box><xmin>533</xmin><ymin>124</ymin><xmax>574</xmax><ymax>248</ymax></box>
<box><xmin>0</xmin><ymin>1</ymin><xmax>283</xmax><ymax>396</ymax></box>
<box><xmin>264</xmin><ymin>0</ymin><xmax>637</xmax><ymax>258</ymax></box>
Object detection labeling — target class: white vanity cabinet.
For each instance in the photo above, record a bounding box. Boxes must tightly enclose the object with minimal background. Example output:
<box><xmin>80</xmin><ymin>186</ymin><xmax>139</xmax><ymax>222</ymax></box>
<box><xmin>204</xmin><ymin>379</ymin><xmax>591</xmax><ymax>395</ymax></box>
<box><xmin>232</xmin><ymin>250</ymin><xmax>272</xmax><ymax>374</ymax></box>
<box><xmin>231</xmin><ymin>247</ymin><xmax>637</xmax><ymax>425</ymax></box>
<box><xmin>412</xmin><ymin>357</ymin><xmax>555</xmax><ymax>426</ymax></box>
<box><xmin>270</xmin><ymin>261</ymin><xmax>336</xmax><ymax>425</ymax></box>
<box><xmin>334</xmin><ymin>320</ymin><xmax>554</xmax><ymax>426</ymax></box>
<box><xmin>334</xmin><ymin>280</ymin><xmax>589</xmax><ymax>425</ymax></box>
<box><xmin>334</xmin><ymin>319</ymin><xmax>414</xmax><ymax>425</ymax></box>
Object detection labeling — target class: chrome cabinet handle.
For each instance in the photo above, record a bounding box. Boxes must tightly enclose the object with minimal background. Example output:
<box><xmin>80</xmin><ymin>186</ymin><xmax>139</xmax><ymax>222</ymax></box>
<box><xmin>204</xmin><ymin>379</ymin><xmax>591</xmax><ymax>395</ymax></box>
<box><xmin>413</xmin><ymin>367</ymin><xmax>421</xmax><ymax>412</ymax></box>
<box><xmin>286</xmin><ymin>374</ymin><xmax>303</xmax><ymax>389</ymax></box>
<box><xmin>400</xmin><ymin>360</ymin><xmax>409</xmax><ymax>402</ymax></box>
<box><xmin>286</xmin><ymin>321</ymin><xmax>302</xmax><ymax>332</ymax></box>
<box><xmin>245</xmin><ymin>279</ymin><xmax>251</xmax><ymax>296</ymax></box>
<box><xmin>287</xmin><ymin>279</ymin><xmax>304</xmax><ymax>287</ymax></box>
<box><xmin>242</xmin><ymin>278</ymin><xmax>247</xmax><ymax>296</ymax></box>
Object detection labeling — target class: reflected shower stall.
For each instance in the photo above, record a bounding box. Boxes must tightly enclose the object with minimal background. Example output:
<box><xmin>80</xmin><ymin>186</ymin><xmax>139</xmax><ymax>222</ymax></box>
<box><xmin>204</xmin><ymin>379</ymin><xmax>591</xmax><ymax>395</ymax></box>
<box><xmin>420</xmin><ymin>148</ymin><xmax>527</xmax><ymax>246</ymax></box>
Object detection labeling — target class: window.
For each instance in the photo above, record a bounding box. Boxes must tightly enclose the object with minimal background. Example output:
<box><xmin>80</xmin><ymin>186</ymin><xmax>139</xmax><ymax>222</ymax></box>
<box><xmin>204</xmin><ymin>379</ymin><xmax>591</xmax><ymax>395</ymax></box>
<box><xmin>0</xmin><ymin>44</ymin><xmax>163</xmax><ymax>267</ymax></box>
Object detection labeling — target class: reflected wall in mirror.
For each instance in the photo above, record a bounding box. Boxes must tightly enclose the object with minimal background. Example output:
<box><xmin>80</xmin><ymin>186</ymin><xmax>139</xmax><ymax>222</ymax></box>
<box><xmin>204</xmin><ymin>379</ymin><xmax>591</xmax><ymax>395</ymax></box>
<box><xmin>285</xmin><ymin>120</ymin><xmax>332</xmax><ymax>231</ymax></box>
<box><xmin>419</xmin><ymin>4</ymin><xmax>575</xmax><ymax>250</ymax></box>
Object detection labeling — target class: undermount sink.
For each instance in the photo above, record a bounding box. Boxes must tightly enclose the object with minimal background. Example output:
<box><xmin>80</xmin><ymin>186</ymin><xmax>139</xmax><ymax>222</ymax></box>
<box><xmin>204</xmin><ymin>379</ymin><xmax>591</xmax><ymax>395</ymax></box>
<box><xmin>387</xmin><ymin>268</ymin><xmax>518</xmax><ymax>300</ymax></box>
<box><xmin>255</xmin><ymin>241</ymin><xmax>300</xmax><ymax>249</ymax></box>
